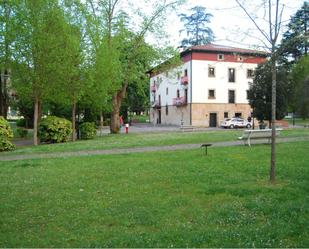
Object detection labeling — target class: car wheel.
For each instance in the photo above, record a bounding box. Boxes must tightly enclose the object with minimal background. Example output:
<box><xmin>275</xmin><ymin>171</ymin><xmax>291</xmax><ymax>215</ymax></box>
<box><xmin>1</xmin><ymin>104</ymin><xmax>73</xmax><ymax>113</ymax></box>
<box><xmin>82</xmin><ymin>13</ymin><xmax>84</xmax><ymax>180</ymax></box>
<box><xmin>230</xmin><ymin>124</ymin><xmax>234</xmax><ymax>129</ymax></box>
<box><xmin>246</xmin><ymin>124</ymin><xmax>251</xmax><ymax>128</ymax></box>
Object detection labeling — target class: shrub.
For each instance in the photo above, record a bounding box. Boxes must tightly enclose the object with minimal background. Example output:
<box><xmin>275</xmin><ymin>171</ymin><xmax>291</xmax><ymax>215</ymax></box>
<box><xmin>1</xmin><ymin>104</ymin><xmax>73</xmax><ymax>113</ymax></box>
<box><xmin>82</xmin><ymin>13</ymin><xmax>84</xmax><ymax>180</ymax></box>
<box><xmin>39</xmin><ymin>116</ymin><xmax>72</xmax><ymax>143</ymax></box>
<box><xmin>16</xmin><ymin>118</ymin><xmax>26</xmax><ymax>127</ymax></box>
<box><xmin>79</xmin><ymin>122</ymin><xmax>97</xmax><ymax>140</ymax></box>
<box><xmin>0</xmin><ymin>116</ymin><xmax>15</xmax><ymax>151</ymax></box>
<box><xmin>16</xmin><ymin>127</ymin><xmax>28</xmax><ymax>138</ymax></box>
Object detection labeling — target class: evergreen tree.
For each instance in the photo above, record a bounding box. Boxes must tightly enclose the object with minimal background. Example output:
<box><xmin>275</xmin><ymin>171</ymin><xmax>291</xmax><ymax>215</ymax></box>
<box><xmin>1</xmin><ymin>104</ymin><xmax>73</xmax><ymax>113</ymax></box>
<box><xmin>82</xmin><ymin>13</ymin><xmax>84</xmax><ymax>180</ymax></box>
<box><xmin>247</xmin><ymin>62</ymin><xmax>289</xmax><ymax>126</ymax></box>
<box><xmin>279</xmin><ymin>1</ymin><xmax>308</xmax><ymax>63</ymax></box>
<box><xmin>179</xmin><ymin>6</ymin><xmax>214</xmax><ymax>47</ymax></box>
<box><xmin>291</xmin><ymin>55</ymin><xmax>309</xmax><ymax>119</ymax></box>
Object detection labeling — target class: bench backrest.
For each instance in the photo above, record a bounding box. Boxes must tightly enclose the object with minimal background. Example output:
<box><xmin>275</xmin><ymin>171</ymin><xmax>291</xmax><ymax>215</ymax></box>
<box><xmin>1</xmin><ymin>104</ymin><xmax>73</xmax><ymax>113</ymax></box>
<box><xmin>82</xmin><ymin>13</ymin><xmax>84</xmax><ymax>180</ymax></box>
<box><xmin>241</xmin><ymin>129</ymin><xmax>282</xmax><ymax>138</ymax></box>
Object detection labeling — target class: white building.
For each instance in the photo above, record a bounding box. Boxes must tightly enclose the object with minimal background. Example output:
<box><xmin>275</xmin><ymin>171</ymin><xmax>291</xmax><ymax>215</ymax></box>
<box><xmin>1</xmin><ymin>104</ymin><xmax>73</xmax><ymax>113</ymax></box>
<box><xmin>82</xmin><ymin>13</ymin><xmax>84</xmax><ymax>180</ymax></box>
<box><xmin>149</xmin><ymin>44</ymin><xmax>267</xmax><ymax>127</ymax></box>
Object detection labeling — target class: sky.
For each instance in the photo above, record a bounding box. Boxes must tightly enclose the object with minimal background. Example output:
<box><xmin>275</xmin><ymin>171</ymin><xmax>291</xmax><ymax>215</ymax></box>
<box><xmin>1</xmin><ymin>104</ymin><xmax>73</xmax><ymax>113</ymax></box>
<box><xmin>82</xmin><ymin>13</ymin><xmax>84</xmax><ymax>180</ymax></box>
<box><xmin>145</xmin><ymin>0</ymin><xmax>305</xmax><ymax>51</ymax></box>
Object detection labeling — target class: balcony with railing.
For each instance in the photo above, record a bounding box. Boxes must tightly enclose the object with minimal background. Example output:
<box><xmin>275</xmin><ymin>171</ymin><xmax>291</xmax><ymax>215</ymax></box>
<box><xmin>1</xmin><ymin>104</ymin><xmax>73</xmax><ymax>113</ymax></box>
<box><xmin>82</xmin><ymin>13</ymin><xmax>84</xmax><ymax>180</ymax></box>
<box><xmin>150</xmin><ymin>85</ymin><xmax>156</xmax><ymax>92</ymax></box>
<box><xmin>173</xmin><ymin>96</ymin><xmax>187</xmax><ymax>107</ymax></box>
<box><xmin>181</xmin><ymin>76</ymin><xmax>189</xmax><ymax>85</ymax></box>
<box><xmin>151</xmin><ymin>100</ymin><xmax>161</xmax><ymax>109</ymax></box>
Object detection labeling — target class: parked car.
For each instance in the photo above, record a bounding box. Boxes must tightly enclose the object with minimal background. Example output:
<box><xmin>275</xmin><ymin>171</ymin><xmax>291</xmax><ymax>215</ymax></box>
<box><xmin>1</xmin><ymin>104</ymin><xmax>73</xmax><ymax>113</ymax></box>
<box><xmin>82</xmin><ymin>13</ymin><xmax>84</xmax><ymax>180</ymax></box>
<box><xmin>220</xmin><ymin>118</ymin><xmax>252</xmax><ymax>129</ymax></box>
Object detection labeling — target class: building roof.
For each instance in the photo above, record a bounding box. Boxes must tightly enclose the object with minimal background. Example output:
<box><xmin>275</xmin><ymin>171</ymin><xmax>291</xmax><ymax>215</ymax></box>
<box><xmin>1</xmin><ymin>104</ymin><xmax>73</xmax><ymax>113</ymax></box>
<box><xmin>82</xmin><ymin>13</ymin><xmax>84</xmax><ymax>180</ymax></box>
<box><xmin>181</xmin><ymin>43</ymin><xmax>269</xmax><ymax>56</ymax></box>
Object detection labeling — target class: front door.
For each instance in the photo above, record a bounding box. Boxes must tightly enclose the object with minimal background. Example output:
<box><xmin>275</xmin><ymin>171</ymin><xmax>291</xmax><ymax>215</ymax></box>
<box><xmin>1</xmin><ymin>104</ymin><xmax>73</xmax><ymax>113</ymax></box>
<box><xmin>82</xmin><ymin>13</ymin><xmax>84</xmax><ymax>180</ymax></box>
<box><xmin>209</xmin><ymin>113</ymin><xmax>217</xmax><ymax>127</ymax></box>
<box><xmin>158</xmin><ymin>110</ymin><xmax>161</xmax><ymax>124</ymax></box>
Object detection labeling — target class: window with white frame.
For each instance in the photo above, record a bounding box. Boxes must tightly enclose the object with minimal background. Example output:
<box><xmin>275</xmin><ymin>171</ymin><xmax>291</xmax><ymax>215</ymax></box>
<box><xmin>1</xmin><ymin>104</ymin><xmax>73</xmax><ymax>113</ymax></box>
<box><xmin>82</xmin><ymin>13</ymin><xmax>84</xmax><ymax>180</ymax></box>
<box><xmin>228</xmin><ymin>68</ymin><xmax>236</xmax><ymax>82</ymax></box>
<box><xmin>218</xmin><ymin>54</ymin><xmax>224</xmax><ymax>60</ymax></box>
<box><xmin>247</xmin><ymin>69</ymin><xmax>254</xmax><ymax>78</ymax></box>
<box><xmin>208</xmin><ymin>66</ymin><xmax>215</xmax><ymax>77</ymax></box>
<box><xmin>208</xmin><ymin>89</ymin><xmax>216</xmax><ymax>99</ymax></box>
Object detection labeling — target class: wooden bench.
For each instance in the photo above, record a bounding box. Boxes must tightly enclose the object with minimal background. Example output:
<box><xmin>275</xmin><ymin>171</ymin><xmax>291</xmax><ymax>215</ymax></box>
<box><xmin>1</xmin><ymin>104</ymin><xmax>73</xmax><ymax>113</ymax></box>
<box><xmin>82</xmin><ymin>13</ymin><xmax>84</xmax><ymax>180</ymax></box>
<box><xmin>180</xmin><ymin>125</ymin><xmax>195</xmax><ymax>132</ymax></box>
<box><xmin>238</xmin><ymin>128</ymin><xmax>283</xmax><ymax>147</ymax></box>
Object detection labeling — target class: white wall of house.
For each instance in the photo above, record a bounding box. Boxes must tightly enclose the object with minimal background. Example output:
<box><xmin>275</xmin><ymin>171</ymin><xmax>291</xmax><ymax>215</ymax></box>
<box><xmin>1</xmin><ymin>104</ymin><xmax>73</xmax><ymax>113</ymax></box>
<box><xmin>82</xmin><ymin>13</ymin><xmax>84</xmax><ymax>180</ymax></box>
<box><xmin>150</xmin><ymin>61</ymin><xmax>192</xmax><ymax>106</ymax></box>
<box><xmin>191</xmin><ymin>60</ymin><xmax>256</xmax><ymax>104</ymax></box>
<box><xmin>149</xmin><ymin>46</ymin><xmax>265</xmax><ymax>126</ymax></box>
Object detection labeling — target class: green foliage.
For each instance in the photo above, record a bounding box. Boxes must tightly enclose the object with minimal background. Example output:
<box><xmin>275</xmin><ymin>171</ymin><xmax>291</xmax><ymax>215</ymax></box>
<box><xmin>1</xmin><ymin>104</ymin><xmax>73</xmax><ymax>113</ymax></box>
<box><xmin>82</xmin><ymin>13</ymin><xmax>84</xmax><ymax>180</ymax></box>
<box><xmin>16</xmin><ymin>118</ymin><xmax>26</xmax><ymax>128</ymax></box>
<box><xmin>0</xmin><ymin>116</ymin><xmax>15</xmax><ymax>151</ymax></box>
<box><xmin>16</xmin><ymin>127</ymin><xmax>28</xmax><ymax>138</ymax></box>
<box><xmin>39</xmin><ymin>116</ymin><xmax>72</xmax><ymax>143</ymax></box>
<box><xmin>280</xmin><ymin>2</ymin><xmax>308</xmax><ymax>62</ymax></box>
<box><xmin>179</xmin><ymin>5</ymin><xmax>214</xmax><ymax>46</ymax></box>
<box><xmin>79</xmin><ymin>122</ymin><xmax>97</xmax><ymax>140</ymax></box>
<box><xmin>247</xmin><ymin>62</ymin><xmax>289</xmax><ymax>122</ymax></box>
<box><xmin>291</xmin><ymin>55</ymin><xmax>309</xmax><ymax>118</ymax></box>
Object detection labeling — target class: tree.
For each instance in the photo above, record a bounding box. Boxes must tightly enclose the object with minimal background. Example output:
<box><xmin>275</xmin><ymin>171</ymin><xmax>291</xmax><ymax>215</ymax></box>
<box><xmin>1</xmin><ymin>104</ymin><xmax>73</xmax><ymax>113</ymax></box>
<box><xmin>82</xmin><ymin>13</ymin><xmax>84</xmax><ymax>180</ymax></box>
<box><xmin>0</xmin><ymin>0</ymin><xmax>15</xmax><ymax>118</ymax></box>
<box><xmin>83</xmin><ymin>0</ymin><xmax>184</xmax><ymax>134</ymax></box>
<box><xmin>248</xmin><ymin>62</ymin><xmax>289</xmax><ymax>125</ymax></box>
<box><xmin>51</xmin><ymin>2</ymin><xmax>84</xmax><ymax>142</ymax></box>
<box><xmin>12</xmin><ymin>0</ymin><xmax>80</xmax><ymax>145</ymax></box>
<box><xmin>279</xmin><ymin>1</ymin><xmax>308</xmax><ymax>63</ymax></box>
<box><xmin>236</xmin><ymin>0</ymin><xmax>284</xmax><ymax>183</ymax></box>
<box><xmin>290</xmin><ymin>55</ymin><xmax>309</xmax><ymax>119</ymax></box>
<box><xmin>179</xmin><ymin>5</ymin><xmax>214</xmax><ymax>47</ymax></box>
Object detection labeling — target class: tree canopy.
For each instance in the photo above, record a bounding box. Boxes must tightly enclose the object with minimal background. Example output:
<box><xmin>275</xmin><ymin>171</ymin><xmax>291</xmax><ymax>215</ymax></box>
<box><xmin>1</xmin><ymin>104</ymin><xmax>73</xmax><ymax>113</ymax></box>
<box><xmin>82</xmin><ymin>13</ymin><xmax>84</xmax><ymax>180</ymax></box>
<box><xmin>179</xmin><ymin>6</ymin><xmax>214</xmax><ymax>47</ymax></box>
<box><xmin>290</xmin><ymin>55</ymin><xmax>309</xmax><ymax>119</ymax></box>
<box><xmin>280</xmin><ymin>1</ymin><xmax>308</xmax><ymax>63</ymax></box>
<box><xmin>247</xmin><ymin>62</ymin><xmax>289</xmax><ymax>125</ymax></box>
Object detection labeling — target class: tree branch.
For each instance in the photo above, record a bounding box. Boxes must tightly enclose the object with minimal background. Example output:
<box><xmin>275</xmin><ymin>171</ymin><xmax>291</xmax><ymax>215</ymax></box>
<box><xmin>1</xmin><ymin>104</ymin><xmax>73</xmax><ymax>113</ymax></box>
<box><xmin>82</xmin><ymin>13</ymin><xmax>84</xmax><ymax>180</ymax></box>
<box><xmin>235</xmin><ymin>0</ymin><xmax>271</xmax><ymax>44</ymax></box>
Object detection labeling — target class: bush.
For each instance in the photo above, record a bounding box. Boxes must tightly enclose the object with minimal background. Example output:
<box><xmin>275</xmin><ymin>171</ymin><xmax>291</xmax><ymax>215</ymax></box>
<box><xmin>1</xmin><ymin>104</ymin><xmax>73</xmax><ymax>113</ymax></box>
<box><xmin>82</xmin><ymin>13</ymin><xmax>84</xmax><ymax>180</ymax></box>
<box><xmin>16</xmin><ymin>127</ymin><xmax>28</xmax><ymax>138</ymax></box>
<box><xmin>0</xmin><ymin>116</ymin><xmax>15</xmax><ymax>151</ymax></box>
<box><xmin>16</xmin><ymin>118</ymin><xmax>26</xmax><ymax>127</ymax></box>
<box><xmin>39</xmin><ymin>116</ymin><xmax>72</xmax><ymax>143</ymax></box>
<box><xmin>79</xmin><ymin>122</ymin><xmax>97</xmax><ymax>140</ymax></box>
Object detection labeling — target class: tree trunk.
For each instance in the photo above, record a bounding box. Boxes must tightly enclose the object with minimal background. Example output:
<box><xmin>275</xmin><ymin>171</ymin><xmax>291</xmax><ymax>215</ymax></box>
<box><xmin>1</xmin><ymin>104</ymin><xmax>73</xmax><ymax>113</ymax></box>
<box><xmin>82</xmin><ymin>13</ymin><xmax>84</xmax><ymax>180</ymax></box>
<box><xmin>110</xmin><ymin>81</ymin><xmax>129</xmax><ymax>134</ymax></box>
<box><xmin>110</xmin><ymin>94</ymin><xmax>121</xmax><ymax>133</ymax></box>
<box><xmin>0</xmin><ymin>73</ymin><xmax>3</xmax><ymax>117</ymax></box>
<box><xmin>100</xmin><ymin>111</ymin><xmax>104</xmax><ymax>135</ymax></box>
<box><xmin>0</xmin><ymin>69</ymin><xmax>9</xmax><ymax>119</ymax></box>
<box><xmin>72</xmin><ymin>101</ymin><xmax>76</xmax><ymax>142</ymax></box>
<box><xmin>33</xmin><ymin>96</ymin><xmax>39</xmax><ymax>146</ymax></box>
<box><xmin>270</xmin><ymin>53</ymin><xmax>277</xmax><ymax>183</ymax></box>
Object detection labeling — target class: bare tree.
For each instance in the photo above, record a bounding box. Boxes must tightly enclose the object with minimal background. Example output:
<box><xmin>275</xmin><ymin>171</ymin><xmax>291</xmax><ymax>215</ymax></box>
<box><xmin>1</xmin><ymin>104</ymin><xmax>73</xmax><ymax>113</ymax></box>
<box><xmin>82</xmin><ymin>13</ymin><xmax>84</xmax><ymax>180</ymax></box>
<box><xmin>235</xmin><ymin>0</ymin><xmax>284</xmax><ymax>183</ymax></box>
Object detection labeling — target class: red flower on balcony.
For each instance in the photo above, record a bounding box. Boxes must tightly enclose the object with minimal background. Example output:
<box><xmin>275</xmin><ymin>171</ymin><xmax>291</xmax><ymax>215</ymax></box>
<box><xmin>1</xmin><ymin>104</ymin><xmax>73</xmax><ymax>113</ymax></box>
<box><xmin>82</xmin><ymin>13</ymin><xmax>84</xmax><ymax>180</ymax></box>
<box><xmin>181</xmin><ymin>76</ymin><xmax>188</xmax><ymax>85</ymax></box>
<box><xmin>173</xmin><ymin>96</ymin><xmax>187</xmax><ymax>106</ymax></box>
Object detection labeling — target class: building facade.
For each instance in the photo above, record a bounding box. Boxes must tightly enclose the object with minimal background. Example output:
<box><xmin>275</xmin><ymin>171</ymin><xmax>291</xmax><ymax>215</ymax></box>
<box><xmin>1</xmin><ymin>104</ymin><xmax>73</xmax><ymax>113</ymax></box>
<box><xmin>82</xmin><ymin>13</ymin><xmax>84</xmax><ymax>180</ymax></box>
<box><xmin>149</xmin><ymin>44</ymin><xmax>267</xmax><ymax>127</ymax></box>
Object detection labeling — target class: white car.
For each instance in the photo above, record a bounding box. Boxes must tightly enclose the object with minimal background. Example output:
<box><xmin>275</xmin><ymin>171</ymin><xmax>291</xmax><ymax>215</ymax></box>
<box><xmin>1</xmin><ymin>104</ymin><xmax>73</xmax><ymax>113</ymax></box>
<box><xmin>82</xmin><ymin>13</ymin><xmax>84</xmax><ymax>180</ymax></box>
<box><xmin>220</xmin><ymin>118</ymin><xmax>252</xmax><ymax>129</ymax></box>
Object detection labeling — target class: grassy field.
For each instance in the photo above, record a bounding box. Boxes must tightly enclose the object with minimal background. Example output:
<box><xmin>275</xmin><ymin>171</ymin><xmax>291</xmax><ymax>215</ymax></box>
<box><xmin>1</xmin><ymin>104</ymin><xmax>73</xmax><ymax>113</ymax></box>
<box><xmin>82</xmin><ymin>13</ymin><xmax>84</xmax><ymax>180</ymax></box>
<box><xmin>2</xmin><ymin>127</ymin><xmax>309</xmax><ymax>156</ymax></box>
<box><xmin>0</xmin><ymin>142</ymin><xmax>308</xmax><ymax>247</ymax></box>
<box><xmin>284</xmin><ymin>118</ymin><xmax>309</xmax><ymax>126</ymax></box>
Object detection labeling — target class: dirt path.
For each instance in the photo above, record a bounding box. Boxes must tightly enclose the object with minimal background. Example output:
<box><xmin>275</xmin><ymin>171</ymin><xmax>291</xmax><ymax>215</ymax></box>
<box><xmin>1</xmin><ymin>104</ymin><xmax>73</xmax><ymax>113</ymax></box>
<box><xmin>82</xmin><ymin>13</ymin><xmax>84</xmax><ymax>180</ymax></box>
<box><xmin>1</xmin><ymin>136</ymin><xmax>309</xmax><ymax>162</ymax></box>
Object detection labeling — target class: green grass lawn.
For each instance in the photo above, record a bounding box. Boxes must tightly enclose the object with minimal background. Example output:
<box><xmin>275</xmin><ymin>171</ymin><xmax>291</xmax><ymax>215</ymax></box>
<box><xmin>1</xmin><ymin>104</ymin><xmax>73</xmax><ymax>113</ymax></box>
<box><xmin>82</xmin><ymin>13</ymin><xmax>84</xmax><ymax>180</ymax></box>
<box><xmin>0</xmin><ymin>142</ymin><xmax>308</xmax><ymax>247</ymax></box>
<box><xmin>2</xmin><ymin>128</ymin><xmax>309</xmax><ymax>156</ymax></box>
<box><xmin>284</xmin><ymin>118</ymin><xmax>309</xmax><ymax>126</ymax></box>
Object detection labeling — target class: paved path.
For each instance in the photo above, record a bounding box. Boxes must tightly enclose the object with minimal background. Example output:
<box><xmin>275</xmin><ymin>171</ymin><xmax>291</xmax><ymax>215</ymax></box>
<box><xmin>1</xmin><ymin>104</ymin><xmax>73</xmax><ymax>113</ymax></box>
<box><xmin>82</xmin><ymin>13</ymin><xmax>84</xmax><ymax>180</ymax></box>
<box><xmin>1</xmin><ymin>136</ymin><xmax>308</xmax><ymax>162</ymax></box>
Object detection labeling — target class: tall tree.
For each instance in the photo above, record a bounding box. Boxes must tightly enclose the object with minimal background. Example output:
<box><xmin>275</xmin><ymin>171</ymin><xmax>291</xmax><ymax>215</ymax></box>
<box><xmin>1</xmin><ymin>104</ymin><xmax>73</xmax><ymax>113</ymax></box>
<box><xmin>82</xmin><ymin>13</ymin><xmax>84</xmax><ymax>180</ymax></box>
<box><xmin>290</xmin><ymin>55</ymin><xmax>309</xmax><ymax>119</ymax></box>
<box><xmin>13</xmin><ymin>0</ymin><xmax>78</xmax><ymax>145</ymax></box>
<box><xmin>248</xmin><ymin>62</ymin><xmax>289</xmax><ymax>125</ymax></box>
<box><xmin>52</xmin><ymin>1</ymin><xmax>84</xmax><ymax>142</ymax></box>
<box><xmin>83</xmin><ymin>0</ymin><xmax>184</xmax><ymax>134</ymax></box>
<box><xmin>236</xmin><ymin>0</ymin><xmax>284</xmax><ymax>183</ymax></box>
<box><xmin>279</xmin><ymin>1</ymin><xmax>308</xmax><ymax>63</ymax></box>
<box><xmin>179</xmin><ymin>5</ymin><xmax>214</xmax><ymax>47</ymax></box>
<box><xmin>0</xmin><ymin>0</ymin><xmax>15</xmax><ymax>118</ymax></box>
